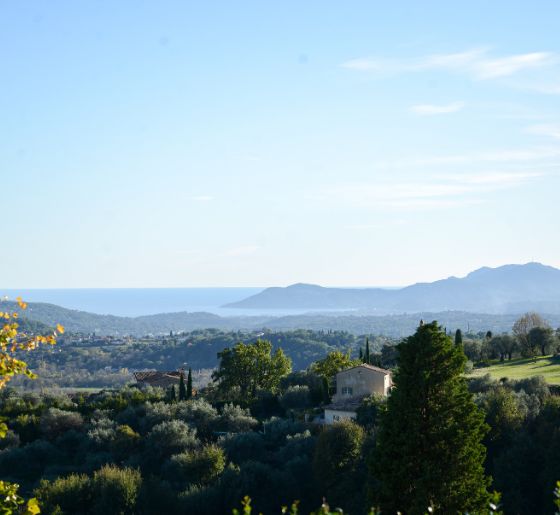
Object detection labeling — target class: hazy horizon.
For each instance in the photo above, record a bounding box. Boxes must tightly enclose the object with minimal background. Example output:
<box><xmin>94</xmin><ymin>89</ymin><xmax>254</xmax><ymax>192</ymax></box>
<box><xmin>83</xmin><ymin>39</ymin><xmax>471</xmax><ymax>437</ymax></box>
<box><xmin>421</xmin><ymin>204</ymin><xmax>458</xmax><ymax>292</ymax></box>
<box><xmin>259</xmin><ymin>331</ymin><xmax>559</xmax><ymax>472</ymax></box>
<box><xmin>3</xmin><ymin>2</ymin><xmax>560</xmax><ymax>288</ymax></box>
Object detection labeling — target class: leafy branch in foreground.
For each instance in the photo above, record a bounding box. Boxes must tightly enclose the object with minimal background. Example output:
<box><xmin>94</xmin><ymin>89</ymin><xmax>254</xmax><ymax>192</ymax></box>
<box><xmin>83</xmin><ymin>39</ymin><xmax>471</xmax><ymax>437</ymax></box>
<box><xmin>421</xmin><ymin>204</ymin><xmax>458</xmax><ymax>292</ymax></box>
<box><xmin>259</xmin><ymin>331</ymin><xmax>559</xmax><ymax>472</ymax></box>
<box><xmin>0</xmin><ymin>297</ymin><xmax>63</xmax><ymax>514</ymax></box>
<box><xmin>232</xmin><ymin>495</ymin><xmax>506</xmax><ymax>514</ymax></box>
<box><xmin>0</xmin><ymin>297</ymin><xmax>63</xmax><ymax>390</ymax></box>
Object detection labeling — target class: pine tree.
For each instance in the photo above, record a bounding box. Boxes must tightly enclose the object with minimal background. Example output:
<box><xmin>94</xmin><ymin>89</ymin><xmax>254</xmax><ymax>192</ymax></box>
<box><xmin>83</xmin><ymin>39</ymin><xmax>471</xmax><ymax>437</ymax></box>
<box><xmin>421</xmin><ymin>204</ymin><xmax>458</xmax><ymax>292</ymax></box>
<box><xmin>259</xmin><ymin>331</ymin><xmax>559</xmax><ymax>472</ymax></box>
<box><xmin>186</xmin><ymin>367</ymin><xmax>193</xmax><ymax>399</ymax></box>
<box><xmin>178</xmin><ymin>370</ymin><xmax>187</xmax><ymax>401</ymax></box>
<box><xmin>370</xmin><ymin>321</ymin><xmax>490</xmax><ymax>514</ymax></box>
<box><xmin>364</xmin><ymin>338</ymin><xmax>370</xmax><ymax>364</ymax></box>
<box><xmin>455</xmin><ymin>328</ymin><xmax>463</xmax><ymax>346</ymax></box>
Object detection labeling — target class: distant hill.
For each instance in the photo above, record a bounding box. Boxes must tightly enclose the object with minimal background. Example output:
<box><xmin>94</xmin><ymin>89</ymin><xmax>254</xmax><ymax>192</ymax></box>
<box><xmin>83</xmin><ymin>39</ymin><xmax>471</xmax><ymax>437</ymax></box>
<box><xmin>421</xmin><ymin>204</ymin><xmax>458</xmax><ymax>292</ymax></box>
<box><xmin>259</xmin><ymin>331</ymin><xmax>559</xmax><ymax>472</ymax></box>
<box><xmin>2</xmin><ymin>299</ymin><xmax>560</xmax><ymax>338</ymax></box>
<box><xmin>224</xmin><ymin>263</ymin><xmax>560</xmax><ymax>314</ymax></box>
<box><xmin>0</xmin><ymin>300</ymin><xmax>254</xmax><ymax>335</ymax></box>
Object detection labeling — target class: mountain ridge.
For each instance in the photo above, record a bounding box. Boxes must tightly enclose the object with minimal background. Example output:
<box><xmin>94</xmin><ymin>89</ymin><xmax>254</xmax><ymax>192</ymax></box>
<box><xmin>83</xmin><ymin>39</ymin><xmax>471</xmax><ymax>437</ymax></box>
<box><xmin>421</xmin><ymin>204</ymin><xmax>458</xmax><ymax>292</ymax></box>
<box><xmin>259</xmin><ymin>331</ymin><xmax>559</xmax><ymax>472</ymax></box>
<box><xmin>224</xmin><ymin>262</ymin><xmax>560</xmax><ymax>313</ymax></box>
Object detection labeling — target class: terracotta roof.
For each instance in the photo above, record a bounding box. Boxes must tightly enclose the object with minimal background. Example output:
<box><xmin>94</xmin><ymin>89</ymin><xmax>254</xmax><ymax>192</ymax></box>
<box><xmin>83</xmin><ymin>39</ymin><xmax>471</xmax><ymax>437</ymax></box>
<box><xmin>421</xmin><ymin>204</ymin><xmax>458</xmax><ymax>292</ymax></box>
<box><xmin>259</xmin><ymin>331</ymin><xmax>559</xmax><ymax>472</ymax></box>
<box><xmin>133</xmin><ymin>371</ymin><xmax>182</xmax><ymax>388</ymax></box>
<box><xmin>337</xmin><ymin>363</ymin><xmax>391</xmax><ymax>376</ymax></box>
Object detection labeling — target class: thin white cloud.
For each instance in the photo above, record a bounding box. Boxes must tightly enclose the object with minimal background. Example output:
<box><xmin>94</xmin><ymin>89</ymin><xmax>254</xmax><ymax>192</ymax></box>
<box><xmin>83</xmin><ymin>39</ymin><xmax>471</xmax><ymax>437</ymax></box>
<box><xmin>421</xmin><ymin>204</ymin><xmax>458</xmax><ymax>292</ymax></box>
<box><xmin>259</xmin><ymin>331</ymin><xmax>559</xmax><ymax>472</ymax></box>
<box><xmin>410</xmin><ymin>101</ymin><xmax>465</xmax><ymax>115</ymax></box>
<box><xmin>342</xmin><ymin>48</ymin><xmax>557</xmax><ymax>81</ymax></box>
<box><xmin>529</xmin><ymin>83</ymin><xmax>560</xmax><ymax>95</ymax></box>
<box><xmin>374</xmin><ymin>146</ymin><xmax>560</xmax><ymax>169</ymax></box>
<box><xmin>526</xmin><ymin>124</ymin><xmax>560</xmax><ymax>140</ymax></box>
<box><xmin>224</xmin><ymin>245</ymin><xmax>260</xmax><ymax>257</ymax></box>
<box><xmin>190</xmin><ymin>195</ymin><xmax>214</xmax><ymax>202</ymax></box>
<box><xmin>472</xmin><ymin>52</ymin><xmax>554</xmax><ymax>79</ymax></box>
<box><xmin>437</xmin><ymin>171</ymin><xmax>546</xmax><ymax>185</ymax></box>
<box><xmin>316</xmin><ymin>170</ymin><xmax>545</xmax><ymax>212</ymax></box>
<box><xmin>345</xmin><ymin>221</ymin><xmax>406</xmax><ymax>230</ymax></box>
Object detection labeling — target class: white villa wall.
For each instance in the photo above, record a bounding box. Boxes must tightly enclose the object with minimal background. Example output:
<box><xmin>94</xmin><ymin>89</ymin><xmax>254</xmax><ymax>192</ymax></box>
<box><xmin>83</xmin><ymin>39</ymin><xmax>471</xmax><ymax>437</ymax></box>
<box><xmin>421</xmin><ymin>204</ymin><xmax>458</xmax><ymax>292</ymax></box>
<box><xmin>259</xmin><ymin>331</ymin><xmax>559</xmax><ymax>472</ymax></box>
<box><xmin>324</xmin><ymin>409</ymin><xmax>357</xmax><ymax>424</ymax></box>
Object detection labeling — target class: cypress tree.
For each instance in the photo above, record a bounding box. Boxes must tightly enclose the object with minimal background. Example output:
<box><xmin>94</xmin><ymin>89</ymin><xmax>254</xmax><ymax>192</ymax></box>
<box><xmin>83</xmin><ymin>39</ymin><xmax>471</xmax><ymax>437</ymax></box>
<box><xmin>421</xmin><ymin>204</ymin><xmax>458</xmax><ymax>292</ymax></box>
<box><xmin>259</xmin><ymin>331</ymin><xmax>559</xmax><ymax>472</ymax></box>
<box><xmin>370</xmin><ymin>321</ymin><xmax>490</xmax><ymax>514</ymax></box>
<box><xmin>167</xmin><ymin>385</ymin><xmax>176</xmax><ymax>403</ymax></box>
<box><xmin>321</xmin><ymin>376</ymin><xmax>331</xmax><ymax>404</ymax></box>
<box><xmin>186</xmin><ymin>367</ymin><xmax>193</xmax><ymax>399</ymax></box>
<box><xmin>359</xmin><ymin>347</ymin><xmax>363</xmax><ymax>361</ymax></box>
<box><xmin>455</xmin><ymin>328</ymin><xmax>463</xmax><ymax>346</ymax></box>
<box><xmin>364</xmin><ymin>338</ymin><xmax>370</xmax><ymax>364</ymax></box>
<box><xmin>178</xmin><ymin>370</ymin><xmax>187</xmax><ymax>401</ymax></box>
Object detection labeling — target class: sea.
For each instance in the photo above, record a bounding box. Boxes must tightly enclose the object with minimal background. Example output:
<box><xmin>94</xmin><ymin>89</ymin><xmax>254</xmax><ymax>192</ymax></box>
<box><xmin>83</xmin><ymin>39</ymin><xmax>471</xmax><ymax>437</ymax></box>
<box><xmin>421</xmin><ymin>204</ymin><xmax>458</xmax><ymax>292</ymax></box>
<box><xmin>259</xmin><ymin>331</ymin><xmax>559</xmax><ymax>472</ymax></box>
<box><xmin>0</xmin><ymin>288</ymin><xmax>315</xmax><ymax>318</ymax></box>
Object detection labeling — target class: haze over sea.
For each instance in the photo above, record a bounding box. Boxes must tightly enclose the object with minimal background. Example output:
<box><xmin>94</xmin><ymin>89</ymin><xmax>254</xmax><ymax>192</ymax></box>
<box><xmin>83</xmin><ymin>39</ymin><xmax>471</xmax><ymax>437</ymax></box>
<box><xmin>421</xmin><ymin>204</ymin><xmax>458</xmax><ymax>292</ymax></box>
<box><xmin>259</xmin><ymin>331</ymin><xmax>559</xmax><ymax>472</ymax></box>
<box><xmin>1</xmin><ymin>288</ymin><xmax>272</xmax><ymax>317</ymax></box>
<box><xmin>0</xmin><ymin>286</ymin><xmax>399</xmax><ymax>318</ymax></box>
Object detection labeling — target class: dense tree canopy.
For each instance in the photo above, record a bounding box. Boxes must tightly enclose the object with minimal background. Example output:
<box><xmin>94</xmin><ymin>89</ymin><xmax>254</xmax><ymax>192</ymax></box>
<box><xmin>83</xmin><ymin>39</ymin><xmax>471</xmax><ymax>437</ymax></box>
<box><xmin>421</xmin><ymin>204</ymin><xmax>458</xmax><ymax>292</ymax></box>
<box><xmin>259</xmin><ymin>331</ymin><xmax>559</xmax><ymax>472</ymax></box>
<box><xmin>212</xmin><ymin>339</ymin><xmax>291</xmax><ymax>399</ymax></box>
<box><xmin>513</xmin><ymin>312</ymin><xmax>550</xmax><ymax>357</ymax></box>
<box><xmin>370</xmin><ymin>321</ymin><xmax>491</xmax><ymax>514</ymax></box>
<box><xmin>310</xmin><ymin>350</ymin><xmax>357</xmax><ymax>383</ymax></box>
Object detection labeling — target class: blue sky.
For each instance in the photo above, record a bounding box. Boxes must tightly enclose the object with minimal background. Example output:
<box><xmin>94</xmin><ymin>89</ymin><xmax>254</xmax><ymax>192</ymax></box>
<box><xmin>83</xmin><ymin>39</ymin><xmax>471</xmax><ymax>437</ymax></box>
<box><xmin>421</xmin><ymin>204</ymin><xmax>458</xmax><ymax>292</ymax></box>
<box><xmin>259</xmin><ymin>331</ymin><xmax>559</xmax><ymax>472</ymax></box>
<box><xmin>2</xmin><ymin>1</ymin><xmax>560</xmax><ymax>288</ymax></box>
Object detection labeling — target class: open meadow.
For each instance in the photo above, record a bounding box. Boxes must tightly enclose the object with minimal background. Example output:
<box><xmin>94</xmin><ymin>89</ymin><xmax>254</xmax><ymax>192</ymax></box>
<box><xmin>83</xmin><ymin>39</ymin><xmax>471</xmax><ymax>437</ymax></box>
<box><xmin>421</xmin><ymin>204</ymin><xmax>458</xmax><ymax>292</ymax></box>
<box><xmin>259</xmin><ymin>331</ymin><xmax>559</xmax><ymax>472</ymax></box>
<box><xmin>470</xmin><ymin>355</ymin><xmax>560</xmax><ymax>385</ymax></box>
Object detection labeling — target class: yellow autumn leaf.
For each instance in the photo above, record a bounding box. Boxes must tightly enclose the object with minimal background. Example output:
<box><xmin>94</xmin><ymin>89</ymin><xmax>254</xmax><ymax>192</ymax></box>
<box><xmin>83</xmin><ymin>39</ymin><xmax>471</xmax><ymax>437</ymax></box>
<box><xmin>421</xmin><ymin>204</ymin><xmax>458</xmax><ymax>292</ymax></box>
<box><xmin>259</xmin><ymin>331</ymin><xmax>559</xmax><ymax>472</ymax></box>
<box><xmin>56</xmin><ymin>324</ymin><xmax>65</xmax><ymax>334</ymax></box>
<box><xmin>26</xmin><ymin>497</ymin><xmax>41</xmax><ymax>514</ymax></box>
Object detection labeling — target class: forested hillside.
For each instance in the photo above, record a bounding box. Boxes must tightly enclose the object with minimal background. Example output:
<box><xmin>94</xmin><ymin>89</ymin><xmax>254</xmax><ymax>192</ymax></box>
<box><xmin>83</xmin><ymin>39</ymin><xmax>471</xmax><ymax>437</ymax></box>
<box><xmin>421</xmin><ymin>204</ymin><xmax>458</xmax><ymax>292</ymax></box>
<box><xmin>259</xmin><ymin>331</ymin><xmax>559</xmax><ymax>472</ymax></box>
<box><xmin>5</xmin><ymin>300</ymin><xmax>560</xmax><ymax>337</ymax></box>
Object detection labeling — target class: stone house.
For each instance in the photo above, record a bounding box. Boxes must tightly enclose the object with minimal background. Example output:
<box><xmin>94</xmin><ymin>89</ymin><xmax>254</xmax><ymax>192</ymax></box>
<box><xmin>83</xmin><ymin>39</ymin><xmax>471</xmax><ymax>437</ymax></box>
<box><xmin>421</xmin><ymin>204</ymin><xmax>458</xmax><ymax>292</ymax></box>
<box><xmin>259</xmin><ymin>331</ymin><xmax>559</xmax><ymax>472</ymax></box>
<box><xmin>324</xmin><ymin>363</ymin><xmax>392</xmax><ymax>424</ymax></box>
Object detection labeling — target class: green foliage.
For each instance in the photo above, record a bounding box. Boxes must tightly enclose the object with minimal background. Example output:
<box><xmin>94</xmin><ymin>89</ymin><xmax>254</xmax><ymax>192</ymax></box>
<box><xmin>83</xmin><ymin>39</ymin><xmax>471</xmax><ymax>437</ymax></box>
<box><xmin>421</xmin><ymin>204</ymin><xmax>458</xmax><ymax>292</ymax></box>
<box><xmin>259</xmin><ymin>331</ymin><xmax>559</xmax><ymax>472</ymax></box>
<box><xmin>311</xmin><ymin>351</ymin><xmax>358</xmax><ymax>385</ymax></box>
<box><xmin>455</xmin><ymin>328</ymin><xmax>463</xmax><ymax>345</ymax></box>
<box><xmin>187</xmin><ymin>367</ymin><xmax>193</xmax><ymax>399</ymax></box>
<box><xmin>178</xmin><ymin>371</ymin><xmax>187</xmax><ymax>401</ymax></box>
<box><xmin>90</xmin><ymin>465</ymin><xmax>142</xmax><ymax>514</ymax></box>
<box><xmin>219</xmin><ymin>404</ymin><xmax>258</xmax><ymax>433</ymax></box>
<box><xmin>364</xmin><ymin>338</ymin><xmax>371</xmax><ymax>364</ymax></box>
<box><xmin>40</xmin><ymin>408</ymin><xmax>83</xmax><ymax>438</ymax></box>
<box><xmin>371</xmin><ymin>321</ymin><xmax>491</xmax><ymax>514</ymax></box>
<box><xmin>513</xmin><ymin>312</ymin><xmax>550</xmax><ymax>357</ymax></box>
<box><xmin>280</xmin><ymin>386</ymin><xmax>311</xmax><ymax>411</ymax></box>
<box><xmin>355</xmin><ymin>394</ymin><xmax>385</xmax><ymax>428</ymax></box>
<box><xmin>213</xmin><ymin>339</ymin><xmax>292</xmax><ymax>400</ymax></box>
<box><xmin>477</xmin><ymin>386</ymin><xmax>525</xmax><ymax>446</ymax></box>
<box><xmin>164</xmin><ymin>444</ymin><xmax>225</xmax><ymax>486</ymax></box>
<box><xmin>529</xmin><ymin>326</ymin><xmax>555</xmax><ymax>356</ymax></box>
<box><xmin>35</xmin><ymin>465</ymin><xmax>141</xmax><ymax>515</ymax></box>
<box><xmin>490</xmin><ymin>335</ymin><xmax>517</xmax><ymax>361</ymax></box>
<box><xmin>144</xmin><ymin>420</ymin><xmax>199</xmax><ymax>468</ymax></box>
<box><xmin>313</xmin><ymin>420</ymin><xmax>366</xmax><ymax>513</ymax></box>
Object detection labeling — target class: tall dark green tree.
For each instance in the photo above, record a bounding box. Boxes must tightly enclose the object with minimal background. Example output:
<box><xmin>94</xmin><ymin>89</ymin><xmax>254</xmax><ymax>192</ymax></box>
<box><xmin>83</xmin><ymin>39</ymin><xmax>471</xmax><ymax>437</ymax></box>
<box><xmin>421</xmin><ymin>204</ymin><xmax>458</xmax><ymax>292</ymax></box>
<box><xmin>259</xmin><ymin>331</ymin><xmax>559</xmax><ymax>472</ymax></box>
<box><xmin>364</xmin><ymin>338</ymin><xmax>371</xmax><ymax>364</ymax></box>
<box><xmin>370</xmin><ymin>321</ymin><xmax>490</xmax><ymax>514</ymax></box>
<box><xmin>186</xmin><ymin>367</ymin><xmax>193</xmax><ymax>399</ymax></box>
<box><xmin>178</xmin><ymin>370</ymin><xmax>187</xmax><ymax>401</ymax></box>
<box><xmin>359</xmin><ymin>347</ymin><xmax>363</xmax><ymax>361</ymax></box>
<box><xmin>167</xmin><ymin>385</ymin><xmax>177</xmax><ymax>403</ymax></box>
<box><xmin>455</xmin><ymin>328</ymin><xmax>463</xmax><ymax>346</ymax></box>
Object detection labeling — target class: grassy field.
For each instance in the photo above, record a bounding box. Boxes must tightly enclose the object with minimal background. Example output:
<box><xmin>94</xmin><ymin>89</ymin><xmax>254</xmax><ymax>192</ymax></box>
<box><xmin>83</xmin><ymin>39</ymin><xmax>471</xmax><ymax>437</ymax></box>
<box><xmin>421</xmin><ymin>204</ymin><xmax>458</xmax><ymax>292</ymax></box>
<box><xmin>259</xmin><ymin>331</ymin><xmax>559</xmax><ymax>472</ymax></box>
<box><xmin>470</xmin><ymin>355</ymin><xmax>560</xmax><ymax>385</ymax></box>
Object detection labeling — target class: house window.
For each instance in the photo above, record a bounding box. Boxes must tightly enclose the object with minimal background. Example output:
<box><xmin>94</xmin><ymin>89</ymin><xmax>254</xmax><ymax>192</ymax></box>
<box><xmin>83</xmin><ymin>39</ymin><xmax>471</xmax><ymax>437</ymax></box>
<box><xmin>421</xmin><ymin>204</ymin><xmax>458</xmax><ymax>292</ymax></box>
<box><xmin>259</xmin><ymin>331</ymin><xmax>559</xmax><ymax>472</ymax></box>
<box><xmin>341</xmin><ymin>386</ymin><xmax>353</xmax><ymax>395</ymax></box>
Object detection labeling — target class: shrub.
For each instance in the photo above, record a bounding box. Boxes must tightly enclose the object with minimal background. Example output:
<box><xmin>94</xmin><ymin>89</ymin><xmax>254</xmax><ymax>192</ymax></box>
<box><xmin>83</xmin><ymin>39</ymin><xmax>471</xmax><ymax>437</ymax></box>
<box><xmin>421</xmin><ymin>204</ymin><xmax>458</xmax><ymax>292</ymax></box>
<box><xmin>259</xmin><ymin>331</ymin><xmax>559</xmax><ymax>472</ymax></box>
<box><xmin>35</xmin><ymin>473</ymin><xmax>90</xmax><ymax>514</ymax></box>
<box><xmin>219</xmin><ymin>404</ymin><xmax>258</xmax><ymax>433</ymax></box>
<box><xmin>40</xmin><ymin>408</ymin><xmax>83</xmax><ymax>438</ymax></box>
<box><xmin>280</xmin><ymin>386</ymin><xmax>311</xmax><ymax>411</ymax></box>
<box><xmin>90</xmin><ymin>465</ymin><xmax>142</xmax><ymax>515</ymax></box>
<box><xmin>164</xmin><ymin>445</ymin><xmax>225</xmax><ymax>487</ymax></box>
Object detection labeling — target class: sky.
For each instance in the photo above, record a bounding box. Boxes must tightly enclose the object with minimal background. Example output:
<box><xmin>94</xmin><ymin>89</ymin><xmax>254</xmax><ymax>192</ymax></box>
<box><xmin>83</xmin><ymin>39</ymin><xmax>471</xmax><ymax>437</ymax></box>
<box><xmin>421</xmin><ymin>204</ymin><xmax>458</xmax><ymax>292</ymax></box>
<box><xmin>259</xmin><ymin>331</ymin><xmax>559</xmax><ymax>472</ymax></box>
<box><xmin>2</xmin><ymin>1</ymin><xmax>560</xmax><ymax>288</ymax></box>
